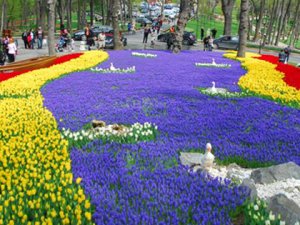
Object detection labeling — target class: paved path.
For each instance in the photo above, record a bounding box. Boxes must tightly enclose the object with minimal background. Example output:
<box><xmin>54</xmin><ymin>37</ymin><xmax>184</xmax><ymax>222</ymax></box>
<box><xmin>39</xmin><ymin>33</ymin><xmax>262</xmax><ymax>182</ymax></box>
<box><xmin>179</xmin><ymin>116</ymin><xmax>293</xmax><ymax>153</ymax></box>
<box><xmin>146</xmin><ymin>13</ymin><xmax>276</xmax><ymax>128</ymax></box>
<box><xmin>13</xmin><ymin>33</ymin><xmax>300</xmax><ymax>65</ymax></box>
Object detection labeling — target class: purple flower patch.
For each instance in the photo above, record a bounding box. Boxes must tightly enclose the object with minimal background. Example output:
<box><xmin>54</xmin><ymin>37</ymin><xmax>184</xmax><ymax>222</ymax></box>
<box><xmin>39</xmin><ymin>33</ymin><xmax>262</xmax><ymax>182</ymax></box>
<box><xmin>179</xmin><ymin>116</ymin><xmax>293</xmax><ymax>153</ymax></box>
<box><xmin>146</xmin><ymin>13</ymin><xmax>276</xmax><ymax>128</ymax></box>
<box><xmin>41</xmin><ymin>50</ymin><xmax>300</xmax><ymax>224</ymax></box>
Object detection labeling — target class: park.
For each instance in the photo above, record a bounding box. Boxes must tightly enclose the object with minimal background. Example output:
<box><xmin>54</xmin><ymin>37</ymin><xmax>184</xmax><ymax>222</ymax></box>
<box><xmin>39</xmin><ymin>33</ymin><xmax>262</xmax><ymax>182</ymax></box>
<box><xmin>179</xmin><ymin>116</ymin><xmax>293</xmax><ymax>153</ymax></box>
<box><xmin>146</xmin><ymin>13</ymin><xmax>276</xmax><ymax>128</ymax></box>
<box><xmin>0</xmin><ymin>0</ymin><xmax>300</xmax><ymax>225</ymax></box>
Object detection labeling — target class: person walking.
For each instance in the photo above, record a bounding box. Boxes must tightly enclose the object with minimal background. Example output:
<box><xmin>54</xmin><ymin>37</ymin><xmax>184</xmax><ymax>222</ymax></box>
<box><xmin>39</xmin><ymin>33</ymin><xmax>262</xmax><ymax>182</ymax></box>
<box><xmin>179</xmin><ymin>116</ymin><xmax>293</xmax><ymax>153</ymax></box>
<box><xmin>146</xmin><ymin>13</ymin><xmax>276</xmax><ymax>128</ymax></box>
<box><xmin>7</xmin><ymin>38</ymin><xmax>17</xmax><ymax>63</ymax></box>
<box><xmin>85</xmin><ymin>25</ymin><xmax>94</xmax><ymax>50</ymax></box>
<box><xmin>97</xmin><ymin>32</ymin><xmax>106</xmax><ymax>50</ymax></box>
<box><xmin>143</xmin><ymin>26</ymin><xmax>151</xmax><ymax>43</ymax></box>
<box><xmin>211</xmin><ymin>28</ymin><xmax>217</xmax><ymax>39</ymax></box>
<box><xmin>284</xmin><ymin>45</ymin><xmax>291</xmax><ymax>63</ymax></box>
<box><xmin>29</xmin><ymin>29</ymin><xmax>35</xmax><ymax>49</ymax></box>
<box><xmin>36</xmin><ymin>27</ymin><xmax>44</xmax><ymax>49</ymax></box>
<box><xmin>150</xmin><ymin>29</ymin><xmax>156</xmax><ymax>47</ymax></box>
<box><xmin>208</xmin><ymin>36</ymin><xmax>214</xmax><ymax>51</ymax></box>
<box><xmin>21</xmin><ymin>31</ymin><xmax>29</xmax><ymax>49</ymax></box>
<box><xmin>278</xmin><ymin>50</ymin><xmax>286</xmax><ymax>63</ymax></box>
<box><xmin>170</xmin><ymin>25</ymin><xmax>175</xmax><ymax>33</ymax></box>
<box><xmin>200</xmin><ymin>27</ymin><xmax>204</xmax><ymax>40</ymax></box>
<box><xmin>203</xmin><ymin>36</ymin><xmax>209</xmax><ymax>51</ymax></box>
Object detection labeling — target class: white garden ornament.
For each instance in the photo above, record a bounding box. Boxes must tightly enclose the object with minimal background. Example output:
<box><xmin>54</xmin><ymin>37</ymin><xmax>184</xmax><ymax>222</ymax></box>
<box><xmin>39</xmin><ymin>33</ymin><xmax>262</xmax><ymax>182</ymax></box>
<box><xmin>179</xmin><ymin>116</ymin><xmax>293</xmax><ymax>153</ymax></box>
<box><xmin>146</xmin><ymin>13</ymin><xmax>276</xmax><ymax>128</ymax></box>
<box><xmin>131</xmin><ymin>52</ymin><xmax>157</xmax><ymax>58</ymax></box>
<box><xmin>91</xmin><ymin>63</ymin><xmax>136</xmax><ymax>73</ymax></box>
<box><xmin>204</xmin><ymin>81</ymin><xmax>228</xmax><ymax>95</ymax></box>
<box><xmin>195</xmin><ymin>58</ymin><xmax>231</xmax><ymax>68</ymax></box>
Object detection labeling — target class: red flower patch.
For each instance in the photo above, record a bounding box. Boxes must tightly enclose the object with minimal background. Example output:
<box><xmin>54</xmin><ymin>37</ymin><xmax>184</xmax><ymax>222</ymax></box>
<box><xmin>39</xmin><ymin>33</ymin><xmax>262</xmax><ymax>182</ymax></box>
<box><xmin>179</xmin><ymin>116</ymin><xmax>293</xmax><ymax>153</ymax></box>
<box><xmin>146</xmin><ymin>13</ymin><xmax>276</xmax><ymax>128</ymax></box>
<box><xmin>255</xmin><ymin>54</ymin><xmax>300</xmax><ymax>90</ymax></box>
<box><xmin>0</xmin><ymin>53</ymin><xmax>83</xmax><ymax>83</ymax></box>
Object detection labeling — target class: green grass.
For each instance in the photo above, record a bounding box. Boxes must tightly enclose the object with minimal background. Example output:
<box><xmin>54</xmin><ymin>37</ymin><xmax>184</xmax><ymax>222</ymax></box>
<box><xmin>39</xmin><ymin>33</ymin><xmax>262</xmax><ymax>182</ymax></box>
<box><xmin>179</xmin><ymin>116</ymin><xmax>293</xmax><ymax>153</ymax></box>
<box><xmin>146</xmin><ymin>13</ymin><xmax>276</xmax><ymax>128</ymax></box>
<box><xmin>186</xmin><ymin>16</ymin><xmax>239</xmax><ymax>40</ymax></box>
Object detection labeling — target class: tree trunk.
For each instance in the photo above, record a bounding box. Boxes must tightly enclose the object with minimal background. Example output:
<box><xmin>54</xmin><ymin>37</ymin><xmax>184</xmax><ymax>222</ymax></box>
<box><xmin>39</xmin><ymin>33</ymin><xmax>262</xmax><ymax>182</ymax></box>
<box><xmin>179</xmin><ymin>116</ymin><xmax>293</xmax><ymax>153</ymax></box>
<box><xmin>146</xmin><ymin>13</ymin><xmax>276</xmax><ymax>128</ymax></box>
<box><xmin>90</xmin><ymin>0</ymin><xmax>94</xmax><ymax>26</ymax></box>
<box><xmin>271</xmin><ymin>0</ymin><xmax>282</xmax><ymax>45</ymax></box>
<box><xmin>66</xmin><ymin>0</ymin><xmax>72</xmax><ymax>32</ymax></box>
<box><xmin>266</xmin><ymin>0</ymin><xmax>277</xmax><ymax>45</ymax></box>
<box><xmin>275</xmin><ymin>0</ymin><xmax>291</xmax><ymax>46</ymax></box>
<box><xmin>77</xmin><ymin>0</ymin><xmax>82</xmax><ymax>29</ymax></box>
<box><xmin>111</xmin><ymin>0</ymin><xmax>123</xmax><ymax>50</ymax></box>
<box><xmin>106</xmin><ymin>0</ymin><xmax>111</xmax><ymax>25</ymax></box>
<box><xmin>221</xmin><ymin>0</ymin><xmax>236</xmax><ymax>35</ymax></box>
<box><xmin>212</xmin><ymin>0</ymin><xmax>220</xmax><ymax>15</ymax></box>
<box><xmin>1</xmin><ymin>0</ymin><xmax>6</xmax><ymax>32</ymax></box>
<box><xmin>289</xmin><ymin>0</ymin><xmax>300</xmax><ymax>47</ymax></box>
<box><xmin>47</xmin><ymin>0</ymin><xmax>57</xmax><ymax>56</ymax></box>
<box><xmin>253</xmin><ymin>0</ymin><xmax>265</xmax><ymax>42</ymax></box>
<box><xmin>100</xmin><ymin>0</ymin><xmax>105</xmax><ymax>25</ymax></box>
<box><xmin>57</xmin><ymin>0</ymin><xmax>63</xmax><ymax>27</ymax></box>
<box><xmin>173</xmin><ymin>0</ymin><xmax>193</xmax><ymax>53</ymax></box>
<box><xmin>237</xmin><ymin>0</ymin><xmax>248</xmax><ymax>57</ymax></box>
<box><xmin>0</xmin><ymin>0</ymin><xmax>7</xmax><ymax>32</ymax></box>
<box><xmin>127</xmin><ymin>0</ymin><xmax>133</xmax><ymax>24</ymax></box>
<box><xmin>274</xmin><ymin>0</ymin><xmax>286</xmax><ymax>46</ymax></box>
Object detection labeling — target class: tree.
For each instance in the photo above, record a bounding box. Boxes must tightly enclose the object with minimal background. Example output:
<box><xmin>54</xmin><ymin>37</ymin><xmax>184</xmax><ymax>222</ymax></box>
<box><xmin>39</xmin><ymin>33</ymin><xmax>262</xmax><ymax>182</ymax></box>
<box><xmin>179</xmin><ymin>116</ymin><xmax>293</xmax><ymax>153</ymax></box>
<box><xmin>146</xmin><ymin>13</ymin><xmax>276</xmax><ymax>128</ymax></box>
<box><xmin>111</xmin><ymin>0</ymin><xmax>123</xmax><ymax>50</ymax></box>
<box><xmin>66</xmin><ymin>0</ymin><xmax>72</xmax><ymax>32</ymax></box>
<box><xmin>1</xmin><ymin>0</ymin><xmax>8</xmax><ymax>32</ymax></box>
<box><xmin>90</xmin><ymin>0</ymin><xmax>94</xmax><ymax>26</ymax></box>
<box><xmin>47</xmin><ymin>0</ymin><xmax>56</xmax><ymax>56</ymax></box>
<box><xmin>237</xmin><ymin>0</ymin><xmax>249</xmax><ymax>57</ymax></box>
<box><xmin>252</xmin><ymin>0</ymin><xmax>265</xmax><ymax>42</ymax></box>
<box><xmin>221</xmin><ymin>0</ymin><xmax>236</xmax><ymax>35</ymax></box>
<box><xmin>275</xmin><ymin>0</ymin><xmax>291</xmax><ymax>46</ymax></box>
<box><xmin>172</xmin><ymin>0</ymin><xmax>193</xmax><ymax>53</ymax></box>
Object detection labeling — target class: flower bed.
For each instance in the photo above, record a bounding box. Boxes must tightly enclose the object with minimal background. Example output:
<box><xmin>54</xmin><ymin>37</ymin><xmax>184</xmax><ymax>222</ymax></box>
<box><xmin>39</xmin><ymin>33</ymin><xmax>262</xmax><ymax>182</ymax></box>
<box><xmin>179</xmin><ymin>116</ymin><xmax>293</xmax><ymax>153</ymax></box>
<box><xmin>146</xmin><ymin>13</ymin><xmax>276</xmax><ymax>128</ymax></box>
<box><xmin>40</xmin><ymin>50</ymin><xmax>300</xmax><ymax>224</ymax></box>
<box><xmin>0</xmin><ymin>51</ymin><xmax>108</xmax><ymax>224</ymax></box>
<box><xmin>0</xmin><ymin>53</ymin><xmax>83</xmax><ymax>83</ymax></box>
<box><xmin>224</xmin><ymin>51</ymin><xmax>300</xmax><ymax>107</ymax></box>
<box><xmin>255</xmin><ymin>54</ymin><xmax>300</xmax><ymax>90</ymax></box>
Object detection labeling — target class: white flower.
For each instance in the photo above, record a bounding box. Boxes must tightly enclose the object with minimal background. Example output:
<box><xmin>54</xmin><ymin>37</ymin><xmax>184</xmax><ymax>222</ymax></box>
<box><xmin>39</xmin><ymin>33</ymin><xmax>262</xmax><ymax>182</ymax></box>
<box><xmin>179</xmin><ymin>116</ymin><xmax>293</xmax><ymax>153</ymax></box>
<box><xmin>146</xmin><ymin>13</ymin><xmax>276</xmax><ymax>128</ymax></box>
<box><xmin>269</xmin><ymin>213</ymin><xmax>275</xmax><ymax>221</ymax></box>
<box><xmin>254</xmin><ymin>205</ymin><xmax>259</xmax><ymax>211</ymax></box>
<box><xmin>280</xmin><ymin>221</ymin><xmax>285</xmax><ymax>225</ymax></box>
<box><xmin>129</xmin><ymin>132</ymin><xmax>133</xmax><ymax>137</ymax></box>
<box><xmin>294</xmin><ymin>222</ymin><xmax>300</xmax><ymax>225</ymax></box>
<box><xmin>265</xmin><ymin>220</ymin><xmax>270</xmax><ymax>225</ymax></box>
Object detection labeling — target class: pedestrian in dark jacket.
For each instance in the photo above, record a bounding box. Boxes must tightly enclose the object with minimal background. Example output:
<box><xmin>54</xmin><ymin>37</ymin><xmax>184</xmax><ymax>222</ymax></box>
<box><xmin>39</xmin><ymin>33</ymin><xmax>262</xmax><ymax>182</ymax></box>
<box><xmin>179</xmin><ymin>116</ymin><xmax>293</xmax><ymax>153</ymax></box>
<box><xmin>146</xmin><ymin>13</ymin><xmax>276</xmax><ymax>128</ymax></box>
<box><xmin>203</xmin><ymin>36</ymin><xmax>209</xmax><ymax>51</ymax></box>
<box><xmin>85</xmin><ymin>25</ymin><xmax>94</xmax><ymax>50</ymax></box>
<box><xmin>284</xmin><ymin>46</ymin><xmax>291</xmax><ymax>63</ymax></box>
<box><xmin>143</xmin><ymin>26</ymin><xmax>151</xmax><ymax>43</ymax></box>
<box><xmin>278</xmin><ymin>50</ymin><xmax>286</xmax><ymax>63</ymax></box>
<box><xmin>22</xmin><ymin>31</ymin><xmax>29</xmax><ymax>49</ymax></box>
<box><xmin>200</xmin><ymin>27</ymin><xmax>204</xmax><ymax>40</ymax></box>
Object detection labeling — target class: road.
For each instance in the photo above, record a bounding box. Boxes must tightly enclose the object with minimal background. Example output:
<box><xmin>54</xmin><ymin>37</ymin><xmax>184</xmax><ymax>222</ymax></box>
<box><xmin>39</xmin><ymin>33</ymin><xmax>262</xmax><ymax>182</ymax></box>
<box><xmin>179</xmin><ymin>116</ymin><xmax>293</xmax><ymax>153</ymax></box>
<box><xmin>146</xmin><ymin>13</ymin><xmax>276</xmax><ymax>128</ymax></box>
<box><xmin>14</xmin><ymin>32</ymin><xmax>300</xmax><ymax>65</ymax></box>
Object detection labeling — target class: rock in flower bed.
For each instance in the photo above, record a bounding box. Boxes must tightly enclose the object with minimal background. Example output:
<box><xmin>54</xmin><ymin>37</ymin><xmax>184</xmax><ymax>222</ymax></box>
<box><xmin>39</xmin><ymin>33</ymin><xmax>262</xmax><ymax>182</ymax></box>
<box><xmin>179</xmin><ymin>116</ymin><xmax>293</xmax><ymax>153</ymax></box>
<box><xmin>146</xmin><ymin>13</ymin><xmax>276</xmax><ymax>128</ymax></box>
<box><xmin>61</xmin><ymin>121</ymin><xmax>158</xmax><ymax>147</ymax></box>
<box><xmin>41</xmin><ymin>50</ymin><xmax>300</xmax><ymax>224</ymax></box>
<box><xmin>131</xmin><ymin>51</ymin><xmax>157</xmax><ymax>58</ymax></box>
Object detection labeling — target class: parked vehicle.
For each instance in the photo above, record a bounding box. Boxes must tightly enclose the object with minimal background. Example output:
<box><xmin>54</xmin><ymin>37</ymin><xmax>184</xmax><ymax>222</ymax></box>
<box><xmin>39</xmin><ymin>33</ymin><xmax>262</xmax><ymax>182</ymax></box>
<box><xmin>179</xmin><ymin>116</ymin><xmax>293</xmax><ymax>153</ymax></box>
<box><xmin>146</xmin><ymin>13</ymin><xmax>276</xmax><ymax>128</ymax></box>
<box><xmin>72</xmin><ymin>25</ymin><xmax>113</xmax><ymax>41</ymax></box>
<box><xmin>213</xmin><ymin>35</ymin><xmax>239</xmax><ymax>50</ymax></box>
<box><xmin>135</xmin><ymin>17</ymin><xmax>152</xmax><ymax>26</ymax></box>
<box><xmin>72</xmin><ymin>26</ymin><xmax>127</xmax><ymax>49</ymax></box>
<box><xmin>158</xmin><ymin>31</ymin><xmax>196</xmax><ymax>45</ymax></box>
<box><xmin>105</xmin><ymin>33</ymin><xmax>127</xmax><ymax>49</ymax></box>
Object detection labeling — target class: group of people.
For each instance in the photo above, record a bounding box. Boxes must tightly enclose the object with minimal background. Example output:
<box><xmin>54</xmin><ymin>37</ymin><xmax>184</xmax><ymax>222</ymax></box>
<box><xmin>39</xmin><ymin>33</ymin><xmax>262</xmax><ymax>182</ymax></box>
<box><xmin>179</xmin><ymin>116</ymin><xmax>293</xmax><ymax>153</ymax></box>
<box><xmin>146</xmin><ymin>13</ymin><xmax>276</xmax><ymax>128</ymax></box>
<box><xmin>21</xmin><ymin>27</ymin><xmax>44</xmax><ymax>49</ymax></box>
<box><xmin>0</xmin><ymin>36</ymin><xmax>17</xmax><ymax>64</ymax></box>
<box><xmin>142</xmin><ymin>25</ymin><xmax>158</xmax><ymax>47</ymax></box>
<box><xmin>84</xmin><ymin>25</ymin><xmax>106</xmax><ymax>51</ymax></box>
<box><xmin>278</xmin><ymin>46</ymin><xmax>292</xmax><ymax>63</ymax></box>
